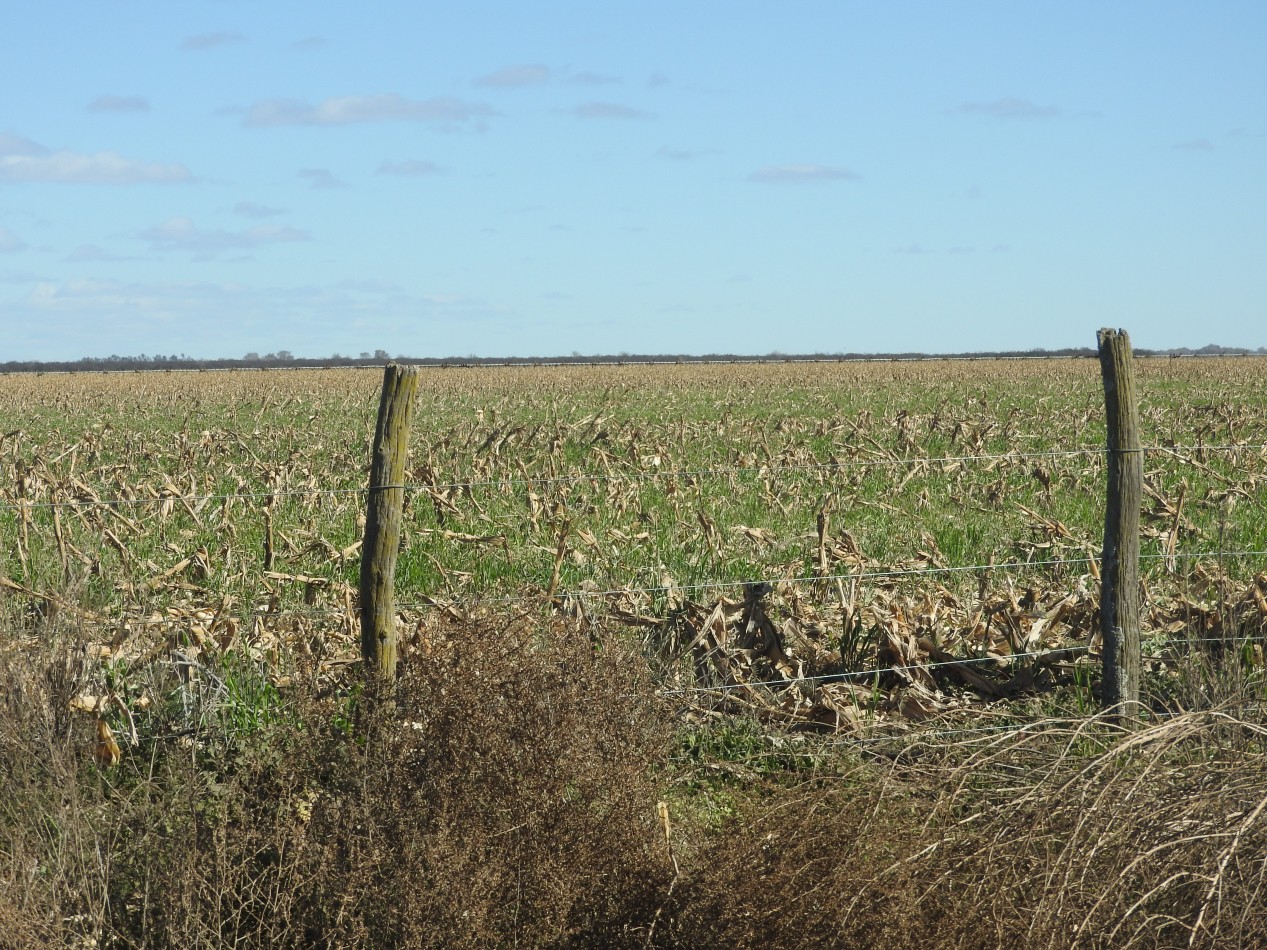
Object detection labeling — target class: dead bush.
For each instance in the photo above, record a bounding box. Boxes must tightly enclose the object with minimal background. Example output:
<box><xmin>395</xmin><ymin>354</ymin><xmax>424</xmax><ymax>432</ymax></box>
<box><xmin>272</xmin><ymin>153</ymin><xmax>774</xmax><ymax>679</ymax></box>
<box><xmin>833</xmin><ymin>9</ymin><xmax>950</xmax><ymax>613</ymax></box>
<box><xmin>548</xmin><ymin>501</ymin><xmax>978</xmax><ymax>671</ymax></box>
<box><xmin>1</xmin><ymin>615</ymin><xmax>674</xmax><ymax>948</ymax></box>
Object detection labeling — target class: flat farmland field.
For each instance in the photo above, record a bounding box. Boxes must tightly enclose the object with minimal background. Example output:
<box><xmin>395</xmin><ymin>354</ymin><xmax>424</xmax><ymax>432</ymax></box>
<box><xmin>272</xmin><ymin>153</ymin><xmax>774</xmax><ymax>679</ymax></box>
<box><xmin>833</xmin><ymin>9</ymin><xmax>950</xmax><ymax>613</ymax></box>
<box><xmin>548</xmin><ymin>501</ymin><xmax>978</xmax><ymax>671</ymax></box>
<box><xmin>3</xmin><ymin>357</ymin><xmax>1267</xmax><ymax>948</ymax></box>
<box><xmin>2</xmin><ymin>358</ymin><xmax>1265</xmax><ymax>701</ymax></box>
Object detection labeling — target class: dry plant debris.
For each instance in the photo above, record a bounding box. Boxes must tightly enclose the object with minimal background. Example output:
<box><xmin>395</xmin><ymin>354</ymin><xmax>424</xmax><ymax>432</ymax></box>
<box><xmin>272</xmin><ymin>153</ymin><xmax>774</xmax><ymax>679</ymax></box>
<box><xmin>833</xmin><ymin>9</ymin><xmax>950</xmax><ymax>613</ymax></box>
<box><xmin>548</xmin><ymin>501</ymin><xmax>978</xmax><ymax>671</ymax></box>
<box><xmin>1</xmin><ymin>359</ymin><xmax>1266</xmax><ymax>947</ymax></box>
<box><xmin>0</xmin><ymin>359</ymin><xmax>1265</xmax><ymax>736</ymax></box>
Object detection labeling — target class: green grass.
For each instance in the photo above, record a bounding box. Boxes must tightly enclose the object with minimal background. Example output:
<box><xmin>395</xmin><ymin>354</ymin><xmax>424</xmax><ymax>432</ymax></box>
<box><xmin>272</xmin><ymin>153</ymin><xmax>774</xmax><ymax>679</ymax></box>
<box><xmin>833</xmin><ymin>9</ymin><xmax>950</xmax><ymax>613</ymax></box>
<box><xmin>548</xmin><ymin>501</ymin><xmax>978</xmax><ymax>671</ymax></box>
<box><xmin>2</xmin><ymin>359</ymin><xmax>1265</xmax><ymax>674</ymax></box>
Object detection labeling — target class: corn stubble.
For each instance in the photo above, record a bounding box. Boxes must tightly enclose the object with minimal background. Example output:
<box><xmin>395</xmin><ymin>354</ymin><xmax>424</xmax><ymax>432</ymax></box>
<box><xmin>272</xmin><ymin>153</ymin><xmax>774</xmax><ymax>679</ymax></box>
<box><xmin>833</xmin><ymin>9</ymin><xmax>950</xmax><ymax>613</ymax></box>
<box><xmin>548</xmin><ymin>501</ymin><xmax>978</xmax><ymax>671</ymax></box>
<box><xmin>1</xmin><ymin>359</ymin><xmax>1266</xmax><ymax>947</ymax></box>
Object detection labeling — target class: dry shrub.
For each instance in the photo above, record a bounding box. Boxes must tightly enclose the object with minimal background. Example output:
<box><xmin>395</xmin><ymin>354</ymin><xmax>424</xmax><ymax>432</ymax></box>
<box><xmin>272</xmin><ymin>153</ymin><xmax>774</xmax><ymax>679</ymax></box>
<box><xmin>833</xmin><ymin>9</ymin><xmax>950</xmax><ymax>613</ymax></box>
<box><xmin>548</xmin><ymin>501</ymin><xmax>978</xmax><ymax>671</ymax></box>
<box><xmin>0</xmin><ymin>629</ymin><xmax>105</xmax><ymax>949</ymax></box>
<box><xmin>284</xmin><ymin>617</ymin><xmax>674</xmax><ymax>948</ymax></box>
<box><xmin>0</xmin><ymin>616</ymin><xmax>673</xmax><ymax>948</ymax></box>
<box><xmin>662</xmin><ymin>771</ymin><xmax>938</xmax><ymax>949</ymax></box>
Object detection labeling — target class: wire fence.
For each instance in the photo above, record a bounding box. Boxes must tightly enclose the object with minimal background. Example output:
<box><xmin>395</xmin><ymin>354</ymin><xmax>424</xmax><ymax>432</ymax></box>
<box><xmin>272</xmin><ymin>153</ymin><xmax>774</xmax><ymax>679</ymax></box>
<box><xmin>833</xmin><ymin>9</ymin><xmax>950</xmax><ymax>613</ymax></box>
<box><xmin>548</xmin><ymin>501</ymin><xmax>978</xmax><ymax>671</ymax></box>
<box><xmin>25</xmin><ymin>548</ymin><xmax>1267</xmax><ymax>627</ymax></box>
<box><xmin>4</xmin><ymin>413</ymin><xmax>1265</xmax><ymax>712</ymax></box>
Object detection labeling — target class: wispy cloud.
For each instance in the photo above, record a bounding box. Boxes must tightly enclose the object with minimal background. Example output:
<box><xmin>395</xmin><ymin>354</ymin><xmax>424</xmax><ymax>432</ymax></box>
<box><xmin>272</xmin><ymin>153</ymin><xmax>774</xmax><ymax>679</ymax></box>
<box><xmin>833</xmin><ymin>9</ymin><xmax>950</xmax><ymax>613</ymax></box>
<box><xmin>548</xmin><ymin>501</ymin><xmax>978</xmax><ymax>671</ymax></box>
<box><xmin>243</xmin><ymin>94</ymin><xmax>495</xmax><ymax>128</ymax></box>
<box><xmin>233</xmin><ymin>201</ymin><xmax>286</xmax><ymax>218</ymax></box>
<box><xmin>0</xmin><ymin>226</ymin><xmax>25</xmax><ymax>253</ymax></box>
<box><xmin>138</xmin><ymin>217</ymin><xmax>309</xmax><ymax>256</ymax></box>
<box><xmin>747</xmin><ymin>164</ymin><xmax>860</xmax><ymax>184</ymax></box>
<box><xmin>567</xmin><ymin>101</ymin><xmax>652</xmax><ymax>119</ymax></box>
<box><xmin>958</xmin><ymin>97</ymin><xmax>1062</xmax><ymax>119</ymax></box>
<box><xmin>298</xmin><ymin>168</ymin><xmax>348</xmax><ymax>189</ymax></box>
<box><xmin>377</xmin><ymin>160</ymin><xmax>442</xmax><ymax>176</ymax></box>
<box><xmin>7</xmin><ymin>277</ymin><xmax>501</xmax><ymax>359</ymax></box>
<box><xmin>656</xmin><ymin>146</ymin><xmax>717</xmax><ymax>160</ymax></box>
<box><xmin>87</xmin><ymin>95</ymin><xmax>150</xmax><ymax>113</ymax></box>
<box><xmin>0</xmin><ymin>133</ymin><xmax>46</xmax><ymax>156</ymax></box>
<box><xmin>1173</xmin><ymin>138</ymin><xmax>1214</xmax><ymax>151</ymax></box>
<box><xmin>181</xmin><ymin>32</ymin><xmax>246</xmax><ymax>51</ymax></box>
<box><xmin>474</xmin><ymin>64</ymin><xmax>550</xmax><ymax>88</ymax></box>
<box><xmin>291</xmin><ymin>36</ymin><xmax>325</xmax><ymax>51</ymax></box>
<box><xmin>66</xmin><ymin>244</ymin><xmax>134</xmax><ymax>262</ymax></box>
<box><xmin>0</xmin><ymin>134</ymin><xmax>192</xmax><ymax>183</ymax></box>
<box><xmin>571</xmin><ymin>71</ymin><xmax>621</xmax><ymax>86</ymax></box>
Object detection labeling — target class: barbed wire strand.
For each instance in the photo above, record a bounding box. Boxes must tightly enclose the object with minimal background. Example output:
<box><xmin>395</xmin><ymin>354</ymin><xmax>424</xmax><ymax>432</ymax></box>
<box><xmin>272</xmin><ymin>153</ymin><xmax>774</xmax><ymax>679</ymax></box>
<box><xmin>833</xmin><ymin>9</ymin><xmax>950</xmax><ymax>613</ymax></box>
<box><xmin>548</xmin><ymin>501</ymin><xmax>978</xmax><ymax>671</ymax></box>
<box><xmin>55</xmin><ymin>549</ymin><xmax>1265</xmax><ymax>630</ymax></box>
<box><xmin>659</xmin><ymin>635</ymin><xmax>1267</xmax><ymax>698</ymax></box>
<box><xmin>41</xmin><ymin>625</ymin><xmax>1257</xmax><ymax>703</ymax></box>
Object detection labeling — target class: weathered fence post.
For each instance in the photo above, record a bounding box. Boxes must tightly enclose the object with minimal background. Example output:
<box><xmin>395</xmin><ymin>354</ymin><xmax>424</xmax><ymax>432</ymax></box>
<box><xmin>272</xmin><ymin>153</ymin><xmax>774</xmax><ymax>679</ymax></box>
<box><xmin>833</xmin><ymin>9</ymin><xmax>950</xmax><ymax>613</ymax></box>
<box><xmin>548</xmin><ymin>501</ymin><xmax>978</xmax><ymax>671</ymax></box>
<box><xmin>1097</xmin><ymin>329</ymin><xmax>1142</xmax><ymax>719</ymax></box>
<box><xmin>360</xmin><ymin>362</ymin><xmax>420</xmax><ymax>681</ymax></box>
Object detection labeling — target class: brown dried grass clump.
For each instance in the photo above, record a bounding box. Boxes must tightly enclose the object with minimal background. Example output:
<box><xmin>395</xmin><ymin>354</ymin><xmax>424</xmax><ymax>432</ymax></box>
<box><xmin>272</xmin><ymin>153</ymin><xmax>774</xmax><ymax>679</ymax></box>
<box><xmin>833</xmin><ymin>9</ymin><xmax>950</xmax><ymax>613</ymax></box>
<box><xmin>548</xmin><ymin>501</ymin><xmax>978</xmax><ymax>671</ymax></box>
<box><xmin>664</xmin><ymin>709</ymin><xmax>1267</xmax><ymax>949</ymax></box>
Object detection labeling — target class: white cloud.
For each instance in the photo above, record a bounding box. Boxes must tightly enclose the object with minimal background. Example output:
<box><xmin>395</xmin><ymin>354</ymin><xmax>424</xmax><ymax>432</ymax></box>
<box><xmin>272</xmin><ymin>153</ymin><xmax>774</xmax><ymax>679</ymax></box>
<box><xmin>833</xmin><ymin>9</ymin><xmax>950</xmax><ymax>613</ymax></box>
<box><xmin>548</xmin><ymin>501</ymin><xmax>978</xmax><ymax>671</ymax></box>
<box><xmin>958</xmin><ymin>97</ymin><xmax>1062</xmax><ymax>119</ymax></box>
<box><xmin>181</xmin><ymin>32</ymin><xmax>246</xmax><ymax>51</ymax></box>
<box><xmin>475</xmin><ymin>65</ymin><xmax>550</xmax><ymax>88</ymax></box>
<box><xmin>291</xmin><ymin>36</ymin><xmax>325</xmax><ymax>51</ymax></box>
<box><xmin>138</xmin><ymin>216</ymin><xmax>310</xmax><ymax>256</ymax></box>
<box><xmin>243</xmin><ymin>95</ymin><xmax>495</xmax><ymax>127</ymax></box>
<box><xmin>298</xmin><ymin>168</ymin><xmax>348</xmax><ymax>189</ymax></box>
<box><xmin>87</xmin><ymin>95</ymin><xmax>150</xmax><ymax>113</ymax></box>
<box><xmin>747</xmin><ymin>164</ymin><xmax>860</xmax><ymax>184</ymax></box>
<box><xmin>377</xmin><ymin>160</ymin><xmax>442</xmax><ymax>176</ymax></box>
<box><xmin>0</xmin><ymin>146</ymin><xmax>193</xmax><ymax>183</ymax></box>
<box><xmin>0</xmin><ymin>226</ymin><xmax>25</xmax><ymax>253</ymax></box>
<box><xmin>1173</xmin><ymin>138</ymin><xmax>1214</xmax><ymax>151</ymax></box>
<box><xmin>568</xmin><ymin>101</ymin><xmax>652</xmax><ymax>119</ymax></box>
<box><xmin>233</xmin><ymin>201</ymin><xmax>286</xmax><ymax>218</ymax></box>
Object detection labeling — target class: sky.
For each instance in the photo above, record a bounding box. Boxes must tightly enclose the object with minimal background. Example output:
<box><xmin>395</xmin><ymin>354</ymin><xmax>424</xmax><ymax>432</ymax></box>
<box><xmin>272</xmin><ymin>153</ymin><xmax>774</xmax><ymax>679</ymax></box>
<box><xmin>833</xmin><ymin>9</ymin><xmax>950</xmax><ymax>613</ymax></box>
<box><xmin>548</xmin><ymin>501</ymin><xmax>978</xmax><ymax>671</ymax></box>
<box><xmin>1</xmin><ymin>1</ymin><xmax>1265</xmax><ymax>361</ymax></box>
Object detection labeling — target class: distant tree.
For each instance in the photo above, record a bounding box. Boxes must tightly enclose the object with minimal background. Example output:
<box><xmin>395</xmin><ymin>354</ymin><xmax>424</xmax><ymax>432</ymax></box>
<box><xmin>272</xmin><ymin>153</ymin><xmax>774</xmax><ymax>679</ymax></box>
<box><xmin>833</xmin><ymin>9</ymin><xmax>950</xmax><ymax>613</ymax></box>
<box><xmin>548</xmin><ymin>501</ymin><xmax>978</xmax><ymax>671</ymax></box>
<box><xmin>244</xmin><ymin>352</ymin><xmax>260</xmax><ymax>360</ymax></box>
<box><xmin>374</xmin><ymin>349</ymin><xmax>390</xmax><ymax>360</ymax></box>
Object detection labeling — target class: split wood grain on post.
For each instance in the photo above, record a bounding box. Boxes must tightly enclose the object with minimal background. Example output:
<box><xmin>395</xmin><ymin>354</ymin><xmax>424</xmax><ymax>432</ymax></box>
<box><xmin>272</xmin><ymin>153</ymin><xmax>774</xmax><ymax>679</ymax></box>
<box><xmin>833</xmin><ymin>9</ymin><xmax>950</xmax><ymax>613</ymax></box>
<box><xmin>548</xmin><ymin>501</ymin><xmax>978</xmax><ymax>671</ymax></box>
<box><xmin>1097</xmin><ymin>328</ymin><xmax>1142</xmax><ymax>720</ymax></box>
<box><xmin>360</xmin><ymin>362</ymin><xmax>420</xmax><ymax>681</ymax></box>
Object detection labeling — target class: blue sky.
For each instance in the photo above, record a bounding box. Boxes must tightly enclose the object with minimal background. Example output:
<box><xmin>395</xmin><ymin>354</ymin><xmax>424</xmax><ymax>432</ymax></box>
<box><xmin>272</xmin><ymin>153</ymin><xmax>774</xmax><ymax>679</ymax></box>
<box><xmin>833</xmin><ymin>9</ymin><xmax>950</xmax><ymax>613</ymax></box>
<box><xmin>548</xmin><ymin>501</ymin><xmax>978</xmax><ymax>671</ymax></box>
<box><xmin>2</xmin><ymin>1</ymin><xmax>1264</xmax><ymax>360</ymax></box>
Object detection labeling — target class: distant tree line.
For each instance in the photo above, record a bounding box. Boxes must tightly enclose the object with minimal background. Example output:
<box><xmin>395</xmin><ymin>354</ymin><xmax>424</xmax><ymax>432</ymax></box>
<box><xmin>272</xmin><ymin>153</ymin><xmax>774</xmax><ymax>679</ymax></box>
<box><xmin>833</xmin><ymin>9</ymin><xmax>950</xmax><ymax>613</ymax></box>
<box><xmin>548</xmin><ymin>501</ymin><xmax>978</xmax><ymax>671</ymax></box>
<box><xmin>2</xmin><ymin>344</ymin><xmax>1264</xmax><ymax>374</ymax></box>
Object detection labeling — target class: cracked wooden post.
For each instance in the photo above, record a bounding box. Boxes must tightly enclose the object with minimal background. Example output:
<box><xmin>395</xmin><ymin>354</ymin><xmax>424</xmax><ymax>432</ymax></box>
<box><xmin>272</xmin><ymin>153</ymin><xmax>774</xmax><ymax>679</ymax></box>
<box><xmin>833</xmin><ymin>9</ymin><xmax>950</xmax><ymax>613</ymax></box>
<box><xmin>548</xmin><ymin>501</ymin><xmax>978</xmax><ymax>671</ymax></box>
<box><xmin>360</xmin><ymin>362</ymin><xmax>420</xmax><ymax>681</ymax></box>
<box><xmin>1097</xmin><ymin>328</ymin><xmax>1142</xmax><ymax>721</ymax></box>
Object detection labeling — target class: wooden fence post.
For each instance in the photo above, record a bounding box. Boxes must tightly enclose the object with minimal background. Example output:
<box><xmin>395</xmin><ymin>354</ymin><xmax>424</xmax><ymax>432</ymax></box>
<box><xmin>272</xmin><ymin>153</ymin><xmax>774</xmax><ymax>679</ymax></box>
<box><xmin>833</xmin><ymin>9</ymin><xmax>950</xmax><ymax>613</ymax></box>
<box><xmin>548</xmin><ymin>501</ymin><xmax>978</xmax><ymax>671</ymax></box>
<box><xmin>360</xmin><ymin>362</ymin><xmax>420</xmax><ymax>681</ymax></box>
<box><xmin>1097</xmin><ymin>329</ymin><xmax>1142</xmax><ymax>719</ymax></box>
